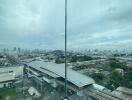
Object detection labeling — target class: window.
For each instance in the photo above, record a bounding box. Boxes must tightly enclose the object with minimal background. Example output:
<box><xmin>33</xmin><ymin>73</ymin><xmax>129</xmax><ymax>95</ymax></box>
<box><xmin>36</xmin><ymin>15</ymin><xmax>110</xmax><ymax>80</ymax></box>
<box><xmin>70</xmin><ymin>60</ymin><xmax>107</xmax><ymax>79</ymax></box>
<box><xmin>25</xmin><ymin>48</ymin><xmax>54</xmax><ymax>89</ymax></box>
<box><xmin>3</xmin><ymin>84</ymin><xmax>6</xmax><ymax>88</ymax></box>
<box><xmin>0</xmin><ymin>0</ymin><xmax>132</xmax><ymax>100</ymax></box>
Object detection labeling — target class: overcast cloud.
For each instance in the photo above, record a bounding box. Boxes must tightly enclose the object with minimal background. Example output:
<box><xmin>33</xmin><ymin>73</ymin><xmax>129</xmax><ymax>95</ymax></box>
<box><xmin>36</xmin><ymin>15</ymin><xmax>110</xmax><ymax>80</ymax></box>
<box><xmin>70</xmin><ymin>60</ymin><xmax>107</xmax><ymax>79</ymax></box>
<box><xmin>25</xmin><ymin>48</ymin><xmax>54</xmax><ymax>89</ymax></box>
<box><xmin>0</xmin><ymin>0</ymin><xmax>132</xmax><ymax>50</ymax></box>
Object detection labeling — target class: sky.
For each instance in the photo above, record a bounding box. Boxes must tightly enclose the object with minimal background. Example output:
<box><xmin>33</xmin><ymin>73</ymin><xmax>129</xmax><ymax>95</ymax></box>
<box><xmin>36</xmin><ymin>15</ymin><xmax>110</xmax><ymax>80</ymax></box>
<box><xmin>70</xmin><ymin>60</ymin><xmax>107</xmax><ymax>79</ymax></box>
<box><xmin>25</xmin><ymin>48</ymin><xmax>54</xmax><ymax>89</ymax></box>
<box><xmin>0</xmin><ymin>0</ymin><xmax>132</xmax><ymax>51</ymax></box>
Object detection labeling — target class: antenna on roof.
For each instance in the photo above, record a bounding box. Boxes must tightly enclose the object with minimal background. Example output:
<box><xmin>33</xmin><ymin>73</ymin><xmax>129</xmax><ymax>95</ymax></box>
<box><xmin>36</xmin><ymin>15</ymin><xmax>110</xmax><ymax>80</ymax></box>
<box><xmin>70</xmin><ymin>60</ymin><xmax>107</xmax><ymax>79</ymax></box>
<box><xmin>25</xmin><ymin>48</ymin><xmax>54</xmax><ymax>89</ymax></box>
<box><xmin>64</xmin><ymin>0</ymin><xmax>68</xmax><ymax>99</ymax></box>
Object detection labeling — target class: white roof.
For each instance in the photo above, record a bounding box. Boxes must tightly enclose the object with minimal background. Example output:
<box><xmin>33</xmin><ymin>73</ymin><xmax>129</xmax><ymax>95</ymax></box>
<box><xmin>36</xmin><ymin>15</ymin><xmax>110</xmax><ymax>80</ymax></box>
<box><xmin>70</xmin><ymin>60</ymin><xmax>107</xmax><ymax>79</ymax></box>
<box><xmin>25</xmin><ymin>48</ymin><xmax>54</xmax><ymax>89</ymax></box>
<box><xmin>28</xmin><ymin>87</ymin><xmax>41</xmax><ymax>98</ymax></box>
<box><xmin>0</xmin><ymin>66</ymin><xmax>23</xmax><ymax>77</ymax></box>
<box><xmin>0</xmin><ymin>73</ymin><xmax>15</xmax><ymax>83</ymax></box>
<box><xmin>93</xmin><ymin>84</ymin><xmax>105</xmax><ymax>91</ymax></box>
<box><xmin>26</xmin><ymin>61</ymin><xmax>95</xmax><ymax>87</ymax></box>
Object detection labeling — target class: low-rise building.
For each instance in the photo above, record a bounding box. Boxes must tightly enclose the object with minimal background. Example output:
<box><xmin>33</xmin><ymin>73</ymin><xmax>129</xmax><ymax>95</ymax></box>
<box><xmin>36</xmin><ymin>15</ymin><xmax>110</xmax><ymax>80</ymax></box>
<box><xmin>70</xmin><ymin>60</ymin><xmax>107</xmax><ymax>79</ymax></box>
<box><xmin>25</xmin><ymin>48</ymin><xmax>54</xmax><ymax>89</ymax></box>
<box><xmin>115</xmin><ymin>68</ymin><xmax>124</xmax><ymax>76</ymax></box>
<box><xmin>0</xmin><ymin>73</ymin><xmax>15</xmax><ymax>88</ymax></box>
<box><xmin>0</xmin><ymin>66</ymin><xmax>23</xmax><ymax>78</ymax></box>
<box><xmin>28</xmin><ymin>87</ymin><xmax>41</xmax><ymax>99</ymax></box>
<box><xmin>0</xmin><ymin>58</ymin><xmax>8</xmax><ymax>66</ymax></box>
<box><xmin>127</xmin><ymin>62</ymin><xmax>132</xmax><ymax>68</ymax></box>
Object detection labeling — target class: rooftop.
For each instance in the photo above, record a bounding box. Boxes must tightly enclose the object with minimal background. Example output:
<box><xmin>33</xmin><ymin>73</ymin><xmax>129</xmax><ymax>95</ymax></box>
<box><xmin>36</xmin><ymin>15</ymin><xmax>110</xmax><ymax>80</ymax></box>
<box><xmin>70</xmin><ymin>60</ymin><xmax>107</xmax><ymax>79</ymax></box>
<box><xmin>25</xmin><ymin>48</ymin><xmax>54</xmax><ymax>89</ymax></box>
<box><xmin>0</xmin><ymin>73</ymin><xmax>15</xmax><ymax>83</ymax></box>
<box><xmin>26</xmin><ymin>60</ymin><xmax>95</xmax><ymax>87</ymax></box>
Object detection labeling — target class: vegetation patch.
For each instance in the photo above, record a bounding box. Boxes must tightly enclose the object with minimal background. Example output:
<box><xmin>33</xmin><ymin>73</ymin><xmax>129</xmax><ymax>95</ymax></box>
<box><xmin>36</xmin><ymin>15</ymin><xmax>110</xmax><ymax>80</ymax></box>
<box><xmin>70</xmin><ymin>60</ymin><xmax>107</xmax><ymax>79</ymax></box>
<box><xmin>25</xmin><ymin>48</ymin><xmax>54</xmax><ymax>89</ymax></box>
<box><xmin>0</xmin><ymin>87</ymin><xmax>24</xmax><ymax>100</ymax></box>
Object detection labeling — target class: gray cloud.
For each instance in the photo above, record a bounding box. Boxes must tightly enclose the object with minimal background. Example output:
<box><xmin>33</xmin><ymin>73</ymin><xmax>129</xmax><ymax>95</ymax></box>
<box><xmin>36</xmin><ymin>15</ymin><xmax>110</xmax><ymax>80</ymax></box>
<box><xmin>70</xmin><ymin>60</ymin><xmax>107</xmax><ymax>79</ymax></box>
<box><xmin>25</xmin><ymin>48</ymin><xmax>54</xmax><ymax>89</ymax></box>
<box><xmin>0</xmin><ymin>0</ymin><xmax>132</xmax><ymax>50</ymax></box>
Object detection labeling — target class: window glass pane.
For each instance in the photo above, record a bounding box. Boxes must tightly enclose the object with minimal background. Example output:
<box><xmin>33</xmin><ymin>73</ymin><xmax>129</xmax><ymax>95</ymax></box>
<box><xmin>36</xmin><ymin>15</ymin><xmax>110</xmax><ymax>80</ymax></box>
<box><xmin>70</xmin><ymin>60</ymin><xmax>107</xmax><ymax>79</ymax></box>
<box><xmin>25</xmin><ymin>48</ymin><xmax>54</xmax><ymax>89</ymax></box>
<box><xmin>0</xmin><ymin>0</ymin><xmax>132</xmax><ymax>100</ymax></box>
<box><xmin>68</xmin><ymin>0</ymin><xmax>132</xmax><ymax>99</ymax></box>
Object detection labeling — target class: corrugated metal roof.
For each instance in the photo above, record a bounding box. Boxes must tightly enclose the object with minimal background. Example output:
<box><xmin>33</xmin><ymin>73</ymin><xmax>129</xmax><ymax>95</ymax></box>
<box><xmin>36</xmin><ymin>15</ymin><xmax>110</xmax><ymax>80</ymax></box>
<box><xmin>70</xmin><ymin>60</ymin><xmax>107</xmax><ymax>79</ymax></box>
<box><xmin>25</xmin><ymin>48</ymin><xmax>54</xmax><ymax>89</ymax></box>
<box><xmin>26</xmin><ymin>61</ymin><xmax>95</xmax><ymax>87</ymax></box>
<box><xmin>26</xmin><ymin>64</ymin><xmax>60</xmax><ymax>78</ymax></box>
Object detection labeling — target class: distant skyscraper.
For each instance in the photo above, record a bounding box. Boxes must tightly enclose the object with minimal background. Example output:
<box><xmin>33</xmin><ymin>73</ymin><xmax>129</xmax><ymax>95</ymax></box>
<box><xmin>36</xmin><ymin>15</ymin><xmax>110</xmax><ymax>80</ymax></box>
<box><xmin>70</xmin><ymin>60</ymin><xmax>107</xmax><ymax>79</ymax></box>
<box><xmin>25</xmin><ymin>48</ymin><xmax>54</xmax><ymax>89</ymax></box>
<box><xmin>18</xmin><ymin>48</ymin><xmax>21</xmax><ymax>53</ymax></box>
<box><xmin>13</xmin><ymin>47</ymin><xmax>16</xmax><ymax>51</ymax></box>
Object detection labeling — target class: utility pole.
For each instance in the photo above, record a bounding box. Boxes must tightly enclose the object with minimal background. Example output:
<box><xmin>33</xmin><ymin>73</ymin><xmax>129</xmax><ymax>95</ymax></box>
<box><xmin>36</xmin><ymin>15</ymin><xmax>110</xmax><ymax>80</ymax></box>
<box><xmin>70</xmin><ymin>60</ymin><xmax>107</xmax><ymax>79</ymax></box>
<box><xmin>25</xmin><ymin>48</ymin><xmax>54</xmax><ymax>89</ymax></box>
<box><xmin>64</xmin><ymin>0</ymin><xmax>68</xmax><ymax>99</ymax></box>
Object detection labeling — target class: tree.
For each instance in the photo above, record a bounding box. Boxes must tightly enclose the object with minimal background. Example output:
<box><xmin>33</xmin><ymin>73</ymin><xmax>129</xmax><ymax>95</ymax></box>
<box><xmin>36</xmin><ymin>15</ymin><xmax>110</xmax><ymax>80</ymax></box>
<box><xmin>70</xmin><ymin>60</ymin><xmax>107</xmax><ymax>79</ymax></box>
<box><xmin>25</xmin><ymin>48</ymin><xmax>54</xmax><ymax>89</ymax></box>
<box><xmin>55</xmin><ymin>57</ymin><xmax>64</xmax><ymax>64</ymax></box>
<box><xmin>109</xmin><ymin>59</ymin><xmax>127</xmax><ymax>70</ymax></box>
<box><xmin>107</xmin><ymin>71</ymin><xmax>123</xmax><ymax>90</ymax></box>
<box><xmin>91</xmin><ymin>73</ymin><xmax>103</xmax><ymax>83</ymax></box>
<box><xmin>70</xmin><ymin>55</ymin><xmax>93</xmax><ymax>62</ymax></box>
